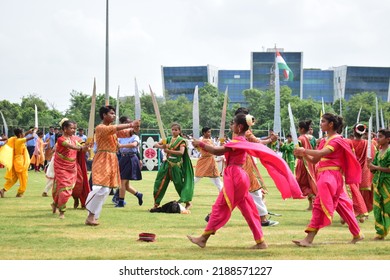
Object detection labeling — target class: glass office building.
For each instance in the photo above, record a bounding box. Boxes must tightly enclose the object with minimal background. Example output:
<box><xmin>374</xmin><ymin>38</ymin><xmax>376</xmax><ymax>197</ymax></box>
<box><xmin>161</xmin><ymin>65</ymin><xmax>218</xmax><ymax>101</ymax></box>
<box><xmin>218</xmin><ymin>70</ymin><xmax>250</xmax><ymax>106</ymax></box>
<box><xmin>161</xmin><ymin>54</ymin><xmax>390</xmax><ymax>105</ymax></box>
<box><xmin>333</xmin><ymin>66</ymin><xmax>390</xmax><ymax>102</ymax></box>
<box><xmin>303</xmin><ymin>69</ymin><xmax>334</xmax><ymax>102</ymax></box>
<box><xmin>251</xmin><ymin>51</ymin><xmax>303</xmax><ymax>98</ymax></box>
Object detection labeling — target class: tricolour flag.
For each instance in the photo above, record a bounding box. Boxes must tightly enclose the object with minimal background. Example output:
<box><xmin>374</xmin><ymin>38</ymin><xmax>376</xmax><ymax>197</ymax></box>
<box><xmin>276</xmin><ymin>50</ymin><xmax>294</xmax><ymax>81</ymax></box>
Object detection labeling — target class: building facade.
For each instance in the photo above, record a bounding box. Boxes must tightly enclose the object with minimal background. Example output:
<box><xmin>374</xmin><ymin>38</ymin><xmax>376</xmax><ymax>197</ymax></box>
<box><xmin>217</xmin><ymin>70</ymin><xmax>250</xmax><ymax>106</ymax></box>
<box><xmin>302</xmin><ymin>69</ymin><xmax>334</xmax><ymax>103</ymax></box>
<box><xmin>161</xmin><ymin>65</ymin><xmax>218</xmax><ymax>101</ymax></box>
<box><xmin>161</xmin><ymin>53</ymin><xmax>390</xmax><ymax>105</ymax></box>
<box><xmin>333</xmin><ymin>66</ymin><xmax>390</xmax><ymax>102</ymax></box>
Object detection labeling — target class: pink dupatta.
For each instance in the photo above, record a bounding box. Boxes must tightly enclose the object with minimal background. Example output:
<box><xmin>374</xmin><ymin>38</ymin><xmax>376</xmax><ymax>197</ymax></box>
<box><xmin>225</xmin><ymin>139</ymin><xmax>303</xmax><ymax>199</ymax></box>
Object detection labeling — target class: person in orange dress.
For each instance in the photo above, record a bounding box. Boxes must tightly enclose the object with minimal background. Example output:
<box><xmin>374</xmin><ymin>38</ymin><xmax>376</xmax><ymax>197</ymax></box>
<box><xmin>30</xmin><ymin>130</ymin><xmax>46</xmax><ymax>172</ymax></box>
<box><xmin>194</xmin><ymin>127</ymin><xmax>223</xmax><ymax>192</ymax></box>
<box><xmin>84</xmin><ymin>105</ymin><xmax>133</xmax><ymax>226</ymax></box>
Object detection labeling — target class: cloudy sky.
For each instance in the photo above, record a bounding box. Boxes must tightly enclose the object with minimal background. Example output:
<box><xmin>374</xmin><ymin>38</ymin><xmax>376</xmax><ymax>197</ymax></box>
<box><xmin>1</xmin><ymin>0</ymin><xmax>389</xmax><ymax>112</ymax></box>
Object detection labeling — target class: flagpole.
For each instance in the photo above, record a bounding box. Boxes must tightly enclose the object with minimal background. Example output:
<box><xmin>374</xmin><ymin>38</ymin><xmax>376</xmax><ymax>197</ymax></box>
<box><xmin>273</xmin><ymin>48</ymin><xmax>281</xmax><ymax>135</ymax></box>
<box><xmin>105</xmin><ymin>0</ymin><xmax>110</xmax><ymax>106</ymax></box>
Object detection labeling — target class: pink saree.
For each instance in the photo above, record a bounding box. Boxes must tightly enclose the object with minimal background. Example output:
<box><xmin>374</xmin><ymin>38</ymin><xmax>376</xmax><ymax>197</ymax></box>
<box><xmin>306</xmin><ymin>135</ymin><xmax>362</xmax><ymax>237</ymax></box>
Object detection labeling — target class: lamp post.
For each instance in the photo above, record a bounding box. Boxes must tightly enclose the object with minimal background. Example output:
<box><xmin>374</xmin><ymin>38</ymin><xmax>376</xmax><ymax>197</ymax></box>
<box><xmin>105</xmin><ymin>0</ymin><xmax>109</xmax><ymax>106</ymax></box>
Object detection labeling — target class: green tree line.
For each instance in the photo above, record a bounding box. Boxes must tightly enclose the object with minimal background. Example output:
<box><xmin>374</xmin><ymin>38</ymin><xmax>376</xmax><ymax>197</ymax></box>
<box><xmin>1</xmin><ymin>84</ymin><xmax>389</xmax><ymax>138</ymax></box>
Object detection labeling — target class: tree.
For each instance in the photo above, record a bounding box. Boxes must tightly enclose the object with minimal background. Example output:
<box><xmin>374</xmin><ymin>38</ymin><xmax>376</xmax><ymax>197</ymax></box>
<box><xmin>198</xmin><ymin>83</ymin><xmax>233</xmax><ymax>136</ymax></box>
<box><xmin>344</xmin><ymin>92</ymin><xmax>377</xmax><ymax>128</ymax></box>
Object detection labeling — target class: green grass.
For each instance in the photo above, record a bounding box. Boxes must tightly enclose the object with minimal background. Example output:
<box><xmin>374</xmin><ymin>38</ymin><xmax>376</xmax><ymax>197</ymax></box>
<box><xmin>0</xmin><ymin>162</ymin><xmax>389</xmax><ymax>260</ymax></box>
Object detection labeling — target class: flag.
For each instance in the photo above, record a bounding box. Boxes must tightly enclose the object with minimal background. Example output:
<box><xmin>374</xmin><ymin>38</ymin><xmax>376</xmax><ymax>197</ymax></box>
<box><xmin>276</xmin><ymin>50</ymin><xmax>294</xmax><ymax>81</ymax></box>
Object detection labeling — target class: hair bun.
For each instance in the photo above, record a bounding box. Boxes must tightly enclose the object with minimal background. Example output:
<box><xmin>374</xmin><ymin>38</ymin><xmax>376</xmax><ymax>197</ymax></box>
<box><xmin>59</xmin><ymin>118</ymin><xmax>69</xmax><ymax>127</ymax></box>
<box><xmin>246</xmin><ymin>114</ymin><xmax>255</xmax><ymax>127</ymax></box>
<box><xmin>355</xmin><ymin>124</ymin><xmax>366</xmax><ymax>135</ymax></box>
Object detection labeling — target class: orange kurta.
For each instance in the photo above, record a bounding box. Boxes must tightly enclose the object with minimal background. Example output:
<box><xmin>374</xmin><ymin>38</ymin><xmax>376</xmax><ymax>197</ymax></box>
<box><xmin>92</xmin><ymin>124</ymin><xmax>121</xmax><ymax>188</ymax></box>
<box><xmin>195</xmin><ymin>139</ymin><xmax>219</xmax><ymax>177</ymax></box>
<box><xmin>242</xmin><ymin>130</ymin><xmax>266</xmax><ymax>192</ymax></box>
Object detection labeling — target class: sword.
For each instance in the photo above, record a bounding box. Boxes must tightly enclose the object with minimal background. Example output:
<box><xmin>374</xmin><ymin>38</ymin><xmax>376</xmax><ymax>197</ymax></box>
<box><xmin>87</xmin><ymin>78</ymin><xmax>97</xmax><ymax>144</ymax></box>
<box><xmin>149</xmin><ymin>85</ymin><xmax>166</xmax><ymax>144</ymax></box>
<box><xmin>0</xmin><ymin>111</ymin><xmax>8</xmax><ymax>137</ymax></box>
<box><xmin>367</xmin><ymin>115</ymin><xmax>372</xmax><ymax>158</ymax></box>
<box><xmin>115</xmin><ymin>85</ymin><xmax>120</xmax><ymax>125</ymax></box>
<box><xmin>219</xmin><ymin>86</ymin><xmax>228</xmax><ymax>144</ymax></box>
<box><xmin>356</xmin><ymin>106</ymin><xmax>362</xmax><ymax>123</ymax></box>
<box><xmin>134</xmin><ymin>77</ymin><xmax>141</xmax><ymax>120</ymax></box>
<box><xmin>34</xmin><ymin>104</ymin><xmax>38</xmax><ymax>130</ymax></box>
<box><xmin>288</xmin><ymin>103</ymin><xmax>299</xmax><ymax>146</ymax></box>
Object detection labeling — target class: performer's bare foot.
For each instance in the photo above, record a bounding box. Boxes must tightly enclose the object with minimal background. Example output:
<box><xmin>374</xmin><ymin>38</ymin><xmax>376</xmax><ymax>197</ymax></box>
<box><xmin>250</xmin><ymin>241</ymin><xmax>268</xmax><ymax>249</ymax></box>
<box><xmin>340</xmin><ymin>218</ymin><xmax>346</xmax><ymax>225</ymax></box>
<box><xmin>59</xmin><ymin>212</ymin><xmax>65</xmax><ymax>219</ymax></box>
<box><xmin>51</xmin><ymin>203</ymin><xmax>57</xmax><ymax>214</ymax></box>
<box><xmin>373</xmin><ymin>236</ymin><xmax>384</xmax><ymax>241</ymax></box>
<box><xmin>350</xmin><ymin>234</ymin><xmax>364</xmax><ymax>244</ymax></box>
<box><xmin>187</xmin><ymin>235</ymin><xmax>208</xmax><ymax>248</ymax></box>
<box><xmin>85</xmin><ymin>213</ymin><xmax>99</xmax><ymax>226</ymax></box>
<box><xmin>185</xmin><ymin>202</ymin><xmax>192</xmax><ymax>210</ymax></box>
<box><xmin>85</xmin><ymin>219</ymin><xmax>99</xmax><ymax>226</ymax></box>
<box><xmin>292</xmin><ymin>239</ymin><xmax>313</xmax><ymax>247</ymax></box>
<box><xmin>358</xmin><ymin>217</ymin><xmax>365</xmax><ymax>223</ymax></box>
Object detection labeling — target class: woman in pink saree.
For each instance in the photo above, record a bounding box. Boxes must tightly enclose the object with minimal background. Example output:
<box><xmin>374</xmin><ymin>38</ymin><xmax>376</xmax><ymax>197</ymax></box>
<box><xmin>293</xmin><ymin>113</ymin><xmax>364</xmax><ymax>247</ymax></box>
<box><xmin>187</xmin><ymin>113</ymin><xmax>301</xmax><ymax>249</ymax></box>
<box><xmin>350</xmin><ymin>123</ymin><xmax>376</xmax><ymax>215</ymax></box>
<box><xmin>296</xmin><ymin>120</ymin><xmax>317</xmax><ymax>210</ymax></box>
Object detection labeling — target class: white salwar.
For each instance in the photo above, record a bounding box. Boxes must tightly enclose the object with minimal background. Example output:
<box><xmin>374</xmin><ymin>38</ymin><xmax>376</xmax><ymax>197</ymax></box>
<box><xmin>250</xmin><ymin>189</ymin><xmax>268</xmax><ymax>217</ymax></box>
<box><xmin>194</xmin><ymin>177</ymin><xmax>223</xmax><ymax>192</ymax></box>
<box><xmin>85</xmin><ymin>186</ymin><xmax>110</xmax><ymax>219</ymax></box>
<box><xmin>43</xmin><ymin>156</ymin><xmax>55</xmax><ymax>194</ymax></box>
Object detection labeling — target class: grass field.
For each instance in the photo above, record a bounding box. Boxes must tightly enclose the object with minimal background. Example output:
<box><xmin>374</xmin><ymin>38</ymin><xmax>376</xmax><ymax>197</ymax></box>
<box><xmin>0</xmin><ymin>162</ymin><xmax>389</xmax><ymax>260</ymax></box>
